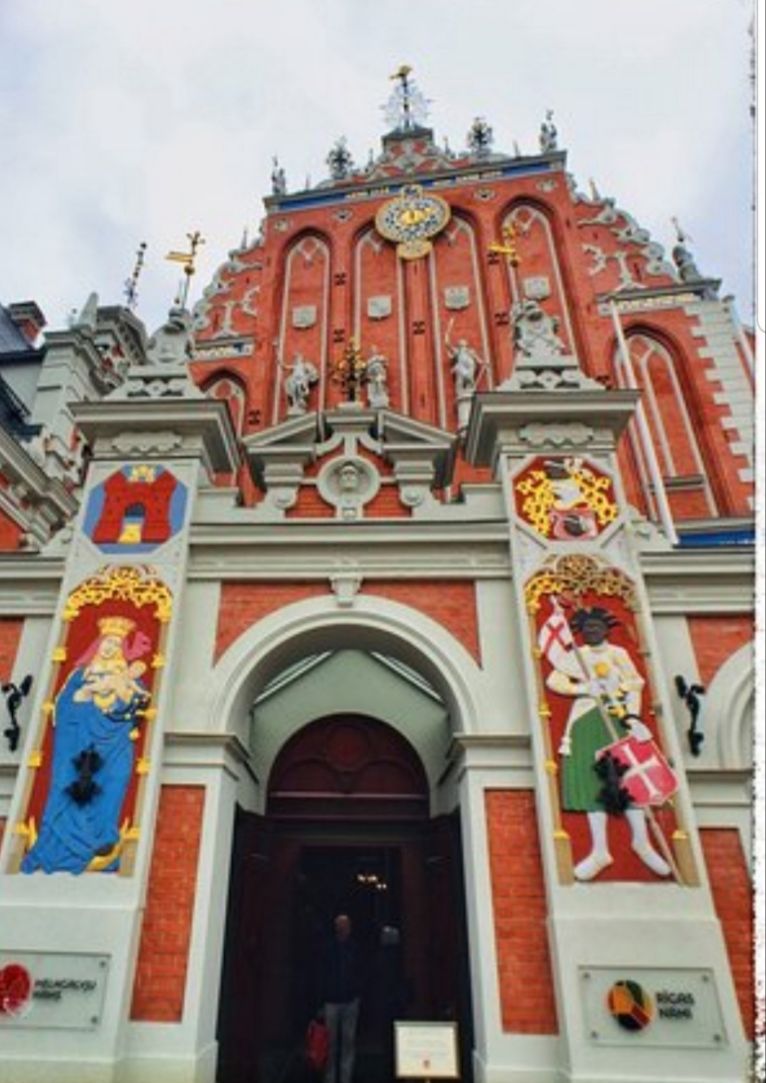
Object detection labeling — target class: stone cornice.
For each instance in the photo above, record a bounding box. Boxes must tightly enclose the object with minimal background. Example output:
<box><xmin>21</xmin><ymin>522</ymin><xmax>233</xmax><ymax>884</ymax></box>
<box><xmin>0</xmin><ymin>426</ymin><xmax>79</xmax><ymax>543</ymax></box>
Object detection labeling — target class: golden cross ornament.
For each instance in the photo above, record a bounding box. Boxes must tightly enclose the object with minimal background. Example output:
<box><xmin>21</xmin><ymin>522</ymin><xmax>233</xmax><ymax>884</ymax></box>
<box><xmin>488</xmin><ymin>223</ymin><xmax>520</xmax><ymax>267</ymax></box>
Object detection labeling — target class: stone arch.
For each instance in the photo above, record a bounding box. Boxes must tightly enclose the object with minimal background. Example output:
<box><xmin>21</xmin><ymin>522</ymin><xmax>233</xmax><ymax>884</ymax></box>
<box><xmin>703</xmin><ymin>642</ymin><xmax>754</xmax><ymax>769</ymax></box>
<box><xmin>207</xmin><ymin>593</ymin><xmax>485</xmax><ymax>776</ymax></box>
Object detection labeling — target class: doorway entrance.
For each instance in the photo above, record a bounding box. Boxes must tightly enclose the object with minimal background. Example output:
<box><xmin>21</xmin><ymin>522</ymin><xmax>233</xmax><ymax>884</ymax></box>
<box><xmin>216</xmin><ymin>716</ymin><xmax>473</xmax><ymax>1083</ymax></box>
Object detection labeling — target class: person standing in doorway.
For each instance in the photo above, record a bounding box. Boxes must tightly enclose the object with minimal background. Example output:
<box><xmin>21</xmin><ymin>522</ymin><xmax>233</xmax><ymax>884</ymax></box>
<box><xmin>321</xmin><ymin>914</ymin><xmax>361</xmax><ymax>1083</ymax></box>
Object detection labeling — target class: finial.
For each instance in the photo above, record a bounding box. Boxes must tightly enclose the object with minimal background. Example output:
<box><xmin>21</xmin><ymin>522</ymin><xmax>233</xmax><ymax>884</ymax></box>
<box><xmin>513</xmin><ymin>139</ymin><xmax>522</xmax><ymax>157</ymax></box>
<box><xmin>271</xmin><ymin>156</ymin><xmax>287</xmax><ymax>195</ymax></box>
<box><xmin>383</xmin><ymin>64</ymin><xmax>431</xmax><ymax>132</ymax></box>
<box><xmin>539</xmin><ymin>108</ymin><xmax>558</xmax><ymax>153</ymax></box>
<box><xmin>467</xmin><ymin>116</ymin><xmax>494</xmax><ymax>159</ymax></box>
<box><xmin>240</xmin><ymin>225</ymin><xmax>250</xmax><ymax>250</ymax></box>
<box><xmin>165</xmin><ymin>230</ymin><xmax>205</xmax><ymax>309</ymax></box>
<box><xmin>670</xmin><ymin>217</ymin><xmax>702</xmax><ymax>282</ymax></box>
<box><xmin>123</xmin><ymin>241</ymin><xmax>147</xmax><ymax>310</ymax></box>
<box><xmin>588</xmin><ymin>178</ymin><xmax>601</xmax><ymax>201</ymax></box>
<box><xmin>327</xmin><ymin>136</ymin><xmax>354</xmax><ymax>181</ymax></box>
<box><xmin>671</xmin><ymin>216</ymin><xmax>691</xmax><ymax>244</ymax></box>
<box><xmin>74</xmin><ymin>292</ymin><xmax>99</xmax><ymax>331</ymax></box>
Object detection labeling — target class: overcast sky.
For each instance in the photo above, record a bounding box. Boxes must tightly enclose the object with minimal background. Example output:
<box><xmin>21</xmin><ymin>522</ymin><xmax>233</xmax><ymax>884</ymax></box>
<box><xmin>0</xmin><ymin>0</ymin><xmax>756</xmax><ymax>335</ymax></box>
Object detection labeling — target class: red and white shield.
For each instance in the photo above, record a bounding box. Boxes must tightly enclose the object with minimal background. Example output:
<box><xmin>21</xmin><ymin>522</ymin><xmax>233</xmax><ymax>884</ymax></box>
<box><xmin>597</xmin><ymin>736</ymin><xmax>678</xmax><ymax>808</ymax></box>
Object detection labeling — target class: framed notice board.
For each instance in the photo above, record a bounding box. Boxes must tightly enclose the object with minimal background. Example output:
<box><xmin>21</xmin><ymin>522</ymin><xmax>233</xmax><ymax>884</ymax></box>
<box><xmin>394</xmin><ymin>1021</ymin><xmax>459</xmax><ymax>1079</ymax></box>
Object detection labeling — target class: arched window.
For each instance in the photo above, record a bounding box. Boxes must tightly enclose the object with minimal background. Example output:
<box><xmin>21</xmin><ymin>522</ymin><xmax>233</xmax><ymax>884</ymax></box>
<box><xmin>204</xmin><ymin>373</ymin><xmax>247</xmax><ymax>436</ymax></box>
<box><xmin>614</xmin><ymin>333</ymin><xmax>717</xmax><ymax>518</ymax></box>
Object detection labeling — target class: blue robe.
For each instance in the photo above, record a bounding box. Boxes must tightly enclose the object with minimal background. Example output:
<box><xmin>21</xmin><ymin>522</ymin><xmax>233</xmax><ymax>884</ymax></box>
<box><xmin>21</xmin><ymin>667</ymin><xmax>147</xmax><ymax>874</ymax></box>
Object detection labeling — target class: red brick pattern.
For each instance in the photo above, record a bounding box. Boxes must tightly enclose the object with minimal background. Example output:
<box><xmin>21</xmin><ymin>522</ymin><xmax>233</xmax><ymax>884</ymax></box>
<box><xmin>485</xmin><ymin>790</ymin><xmax>558</xmax><ymax>1034</ymax></box>
<box><xmin>699</xmin><ymin>829</ymin><xmax>754</xmax><ymax>1038</ymax></box>
<box><xmin>362</xmin><ymin>580</ymin><xmax>481</xmax><ymax>664</ymax></box>
<box><xmin>0</xmin><ymin>618</ymin><xmax>23</xmax><ymax>680</ymax></box>
<box><xmin>216</xmin><ymin>582</ymin><xmax>328</xmax><ymax>660</ymax></box>
<box><xmin>688</xmin><ymin>616</ymin><xmax>753</xmax><ymax>685</ymax></box>
<box><xmin>130</xmin><ymin>785</ymin><xmax>205</xmax><ymax>1022</ymax></box>
<box><xmin>215</xmin><ymin>580</ymin><xmax>480</xmax><ymax>664</ymax></box>
<box><xmin>0</xmin><ymin>509</ymin><xmax>23</xmax><ymax>550</ymax></box>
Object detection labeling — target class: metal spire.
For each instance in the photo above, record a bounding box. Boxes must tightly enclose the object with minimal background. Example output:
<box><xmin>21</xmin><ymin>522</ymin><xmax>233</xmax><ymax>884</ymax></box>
<box><xmin>383</xmin><ymin>64</ymin><xmax>431</xmax><ymax>132</ymax></box>
<box><xmin>123</xmin><ymin>241</ymin><xmax>147</xmax><ymax>310</ymax></box>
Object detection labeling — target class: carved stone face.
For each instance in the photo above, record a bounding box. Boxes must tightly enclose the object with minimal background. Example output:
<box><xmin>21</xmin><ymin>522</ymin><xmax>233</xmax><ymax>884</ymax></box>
<box><xmin>339</xmin><ymin>465</ymin><xmax>360</xmax><ymax>492</ymax></box>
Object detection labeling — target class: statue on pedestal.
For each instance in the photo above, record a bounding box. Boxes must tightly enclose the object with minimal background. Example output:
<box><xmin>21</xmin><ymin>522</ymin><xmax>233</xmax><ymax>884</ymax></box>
<box><xmin>280</xmin><ymin>353</ymin><xmax>318</xmax><ymax>414</ymax></box>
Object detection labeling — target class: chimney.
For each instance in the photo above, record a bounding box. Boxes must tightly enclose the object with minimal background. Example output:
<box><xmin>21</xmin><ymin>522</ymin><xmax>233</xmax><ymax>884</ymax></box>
<box><xmin>7</xmin><ymin>300</ymin><xmax>47</xmax><ymax>346</ymax></box>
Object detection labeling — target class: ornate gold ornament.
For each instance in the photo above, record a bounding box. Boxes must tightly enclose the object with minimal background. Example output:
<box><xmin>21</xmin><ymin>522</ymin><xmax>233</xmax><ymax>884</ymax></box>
<box><xmin>516</xmin><ymin>459</ymin><xmax>618</xmax><ymax>539</ymax></box>
<box><xmin>62</xmin><ymin>565</ymin><xmax>173</xmax><ymax>624</ymax></box>
<box><xmin>524</xmin><ymin>553</ymin><xmax>637</xmax><ymax>614</ymax></box>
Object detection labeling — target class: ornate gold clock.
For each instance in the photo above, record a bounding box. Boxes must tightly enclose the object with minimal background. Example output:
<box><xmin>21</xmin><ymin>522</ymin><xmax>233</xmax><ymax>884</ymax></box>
<box><xmin>375</xmin><ymin>184</ymin><xmax>451</xmax><ymax>259</ymax></box>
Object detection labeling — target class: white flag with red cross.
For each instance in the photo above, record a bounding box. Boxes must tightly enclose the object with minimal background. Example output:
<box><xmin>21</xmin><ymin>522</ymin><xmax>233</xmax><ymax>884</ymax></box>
<box><xmin>537</xmin><ymin>596</ymin><xmax>581</xmax><ymax>679</ymax></box>
<box><xmin>597</xmin><ymin>735</ymin><xmax>678</xmax><ymax>808</ymax></box>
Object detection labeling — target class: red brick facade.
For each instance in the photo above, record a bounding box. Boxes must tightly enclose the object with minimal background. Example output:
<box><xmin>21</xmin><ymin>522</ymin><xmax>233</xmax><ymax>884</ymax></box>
<box><xmin>0</xmin><ymin>617</ymin><xmax>23</xmax><ymax>680</ymax></box>
<box><xmin>130</xmin><ymin>785</ymin><xmax>205</xmax><ymax>1023</ymax></box>
<box><xmin>688</xmin><ymin>615</ymin><xmax>753</xmax><ymax>685</ymax></box>
<box><xmin>215</xmin><ymin>580</ymin><xmax>480</xmax><ymax>663</ymax></box>
<box><xmin>485</xmin><ymin>790</ymin><xmax>558</xmax><ymax>1034</ymax></box>
<box><xmin>700</xmin><ymin>829</ymin><xmax>754</xmax><ymax>1038</ymax></box>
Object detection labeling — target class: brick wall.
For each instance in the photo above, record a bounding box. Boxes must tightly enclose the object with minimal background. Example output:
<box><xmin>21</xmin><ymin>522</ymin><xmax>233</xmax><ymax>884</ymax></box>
<box><xmin>485</xmin><ymin>790</ymin><xmax>558</xmax><ymax>1034</ymax></box>
<box><xmin>699</xmin><ymin>829</ymin><xmax>754</xmax><ymax>1038</ymax></box>
<box><xmin>130</xmin><ymin>785</ymin><xmax>205</xmax><ymax>1022</ymax></box>
<box><xmin>216</xmin><ymin>580</ymin><xmax>481</xmax><ymax>664</ymax></box>
<box><xmin>688</xmin><ymin>616</ymin><xmax>752</xmax><ymax>685</ymax></box>
<box><xmin>0</xmin><ymin>510</ymin><xmax>23</xmax><ymax>550</ymax></box>
<box><xmin>0</xmin><ymin>618</ymin><xmax>23</xmax><ymax>680</ymax></box>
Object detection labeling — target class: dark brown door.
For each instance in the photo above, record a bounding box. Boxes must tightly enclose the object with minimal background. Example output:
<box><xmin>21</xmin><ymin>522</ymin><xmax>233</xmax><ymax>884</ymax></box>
<box><xmin>216</xmin><ymin>716</ymin><xmax>473</xmax><ymax>1083</ymax></box>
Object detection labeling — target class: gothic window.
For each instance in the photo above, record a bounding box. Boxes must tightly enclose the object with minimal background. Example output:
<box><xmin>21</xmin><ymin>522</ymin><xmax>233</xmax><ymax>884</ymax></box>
<box><xmin>204</xmin><ymin>373</ymin><xmax>247</xmax><ymax>436</ymax></box>
<box><xmin>614</xmin><ymin>333</ymin><xmax>717</xmax><ymax>517</ymax></box>
<box><xmin>502</xmin><ymin>203</ymin><xmax>577</xmax><ymax>360</ymax></box>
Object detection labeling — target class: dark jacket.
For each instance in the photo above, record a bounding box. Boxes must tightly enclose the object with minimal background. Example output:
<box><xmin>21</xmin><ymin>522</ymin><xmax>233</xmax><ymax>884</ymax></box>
<box><xmin>321</xmin><ymin>936</ymin><xmax>362</xmax><ymax>1003</ymax></box>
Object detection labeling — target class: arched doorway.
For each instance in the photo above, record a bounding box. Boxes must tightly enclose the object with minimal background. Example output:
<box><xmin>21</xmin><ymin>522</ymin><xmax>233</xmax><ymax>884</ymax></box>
<box><xmin>216</xmin><ymin>714</ymin><xmax>473</xmax><ymax>1083</ymax></box>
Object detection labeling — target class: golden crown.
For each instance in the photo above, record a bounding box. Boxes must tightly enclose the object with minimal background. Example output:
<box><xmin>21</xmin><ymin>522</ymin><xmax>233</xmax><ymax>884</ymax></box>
<box><xmin>97</xmin><ymin>616</ymin><xmax>136</xmax><ymax>638</ymax></box>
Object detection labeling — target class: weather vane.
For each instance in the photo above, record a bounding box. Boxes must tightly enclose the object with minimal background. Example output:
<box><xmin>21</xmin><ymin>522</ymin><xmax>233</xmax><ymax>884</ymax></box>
<box><xmin>488</xmin><ymin>222</ymin><xmax>520</xmax><ymax>267</ymax></box>
<box><xmin>383</xmin><ymin>64</ymin><xmax>431</xmax><ymax>132</ymax></box>
<box><xmin>123</xmin><ymin>241</ymin><xmax>147</xmax><ymax>310</ymax></box>
<box><xmin>331</xmin><ymin>339</ymin><xmax>367</xmax><ymax>403</ymax></box>
<box><xmin>165</xmin><ymin>230</ymin><xmax>205</xmax><ymax>308</ymax></box>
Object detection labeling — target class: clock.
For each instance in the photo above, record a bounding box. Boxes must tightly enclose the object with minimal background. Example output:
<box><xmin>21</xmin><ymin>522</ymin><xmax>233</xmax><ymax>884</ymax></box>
<box><xmin>375</xmin><ymin>184</ymin><xmax>451</xmax><ymax>259</ymax></box>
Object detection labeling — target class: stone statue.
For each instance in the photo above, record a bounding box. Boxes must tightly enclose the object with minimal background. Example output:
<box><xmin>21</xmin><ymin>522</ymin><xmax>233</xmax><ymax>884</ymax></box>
<box><xmin>365</xmin><ymin>346</ymin><xmax>390</xmax><ymax>408</ymax></box>
<box><xmin>271</xmin><ymin>156</ymin><xmax>287</xmax><ymax>196</ymax></box>
<box><xmin>445</xmin><ymin>322</ymin><xmax>484</xmax><ymax>396</ymax></box>
<box><xmin>146</xmin><ymin>305</ymin><xmax>194</xmax><ymax>366</ymax></box>
<box><xmin>539</xmin><ymin>109</ymin><xmax>558</xmax><ymax>154</ymax></box>
<box><xmin>511</xmin><ymin>299</ymin><xmax>566</xmax><ymax>363</ymax></box>
<box><xmin>280</xmin><ymin>353</ymin><xmax>318</xmax><ymax>414</ymax></box>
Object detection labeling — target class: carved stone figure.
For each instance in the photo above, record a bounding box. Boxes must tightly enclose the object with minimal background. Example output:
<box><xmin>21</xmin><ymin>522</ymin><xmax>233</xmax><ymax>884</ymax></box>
<box><xmin>146</xmin><ymin>305</ymin><xmax>194</xmax><ymax>366</ymax></box>
<box><xmin>511</xmin><ymin>298</ymin><xmax>566</xmax><ymax>363</ymax></box>
<box><xmin>539</xmin><ymin>109</ymin><xmax>558</xmax><ymax>153</ymax></box>
<box><xmin>281</xmin><ymin>353</ymin><xmax>318</xmax><ymax>414</ymax></box>
<box><xmin>444</xmin><ymin>322</ymin><xmax>484</xmax><ymax>396</ymax></box>
<box><xmin>365</xmin><ymin>347</ymin><xmax>390</xmax><ymax>408</ymax></box>
<box><xmin>271</xmin><ymin>156</ymin><xmax>287</xmax><ymax>196</ymax></box>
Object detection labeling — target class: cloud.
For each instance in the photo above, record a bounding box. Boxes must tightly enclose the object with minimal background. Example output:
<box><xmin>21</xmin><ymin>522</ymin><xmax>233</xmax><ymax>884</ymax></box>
<box><xmin>0</xmin><ymin>0</ymin><xmax>754</xmax><ymax>331</ymax></box>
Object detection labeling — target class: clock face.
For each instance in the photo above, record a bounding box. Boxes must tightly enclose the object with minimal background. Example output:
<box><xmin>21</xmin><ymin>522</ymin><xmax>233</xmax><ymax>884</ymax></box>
<box><xmin>375</xmin><ymin>185</ymin><xmax>451</xmax><ymax>259</ymax></box>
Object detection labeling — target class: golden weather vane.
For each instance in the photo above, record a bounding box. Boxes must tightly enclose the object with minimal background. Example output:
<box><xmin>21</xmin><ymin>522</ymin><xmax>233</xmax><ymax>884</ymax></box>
<box><xmin>165</xmin><ymin>230</ymin><xmax>205</xmax><ymax>308</ymax></box>
<box><xmin>488</xmin><ymin>222</ymin><xmax>520</xmax><ymax>267</ymax></box>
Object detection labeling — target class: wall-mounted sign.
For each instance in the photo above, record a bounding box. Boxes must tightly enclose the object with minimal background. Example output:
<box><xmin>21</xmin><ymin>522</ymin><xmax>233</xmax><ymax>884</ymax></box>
<box><xmin>580</xmin><ymin>967</ymin><xmax>727</xmax><ymax>1049</ymax></box>
<box><xmin>0</xmin><ymin>952</ymin><xmax>109</xmax><ymax>1030</ymax></box>
<box><xmin>395</xmin><ymin>1021</ymin><xmax>459</xmax><ymax>1079</ymax></box>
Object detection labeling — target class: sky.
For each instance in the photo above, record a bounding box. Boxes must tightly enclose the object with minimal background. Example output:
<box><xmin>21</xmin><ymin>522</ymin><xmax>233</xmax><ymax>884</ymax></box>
<box><xmin>0</xmin><ymin>0</ymin><xmax>757</xmax><ymax>335</ymax></box>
